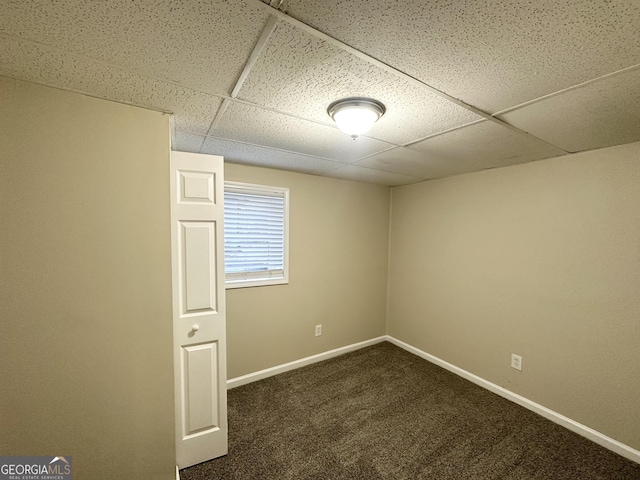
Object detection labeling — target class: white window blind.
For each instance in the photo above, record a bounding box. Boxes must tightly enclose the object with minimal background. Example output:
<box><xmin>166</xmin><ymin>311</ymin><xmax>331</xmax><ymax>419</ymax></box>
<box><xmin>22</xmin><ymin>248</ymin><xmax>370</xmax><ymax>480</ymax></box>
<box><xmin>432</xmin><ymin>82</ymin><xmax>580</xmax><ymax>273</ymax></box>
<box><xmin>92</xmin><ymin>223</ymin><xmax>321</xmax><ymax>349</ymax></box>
<box><xmin>224</xmin><ymin>182</ymin><xmax>289</xmax><ymax>288</ymax></box>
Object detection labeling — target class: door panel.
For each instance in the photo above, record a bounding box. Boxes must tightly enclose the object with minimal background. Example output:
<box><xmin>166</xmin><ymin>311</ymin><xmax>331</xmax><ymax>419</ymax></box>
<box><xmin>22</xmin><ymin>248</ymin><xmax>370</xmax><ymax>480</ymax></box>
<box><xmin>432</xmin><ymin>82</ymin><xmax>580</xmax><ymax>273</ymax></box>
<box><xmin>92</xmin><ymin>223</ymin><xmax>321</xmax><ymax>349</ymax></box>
<box><xmin>171</xmin><ymin>151</ymin><xmax>227</xmax><ymax>469</ymax></box>
<box><xmin>181</xmin><ymin>221</ymin><xmax>217</xmax><ymax>313</ymax></box>
<box><xmin>183</xmin><ymin>342</ymin><xmax>219</xmax><ymax>435</ymax></box>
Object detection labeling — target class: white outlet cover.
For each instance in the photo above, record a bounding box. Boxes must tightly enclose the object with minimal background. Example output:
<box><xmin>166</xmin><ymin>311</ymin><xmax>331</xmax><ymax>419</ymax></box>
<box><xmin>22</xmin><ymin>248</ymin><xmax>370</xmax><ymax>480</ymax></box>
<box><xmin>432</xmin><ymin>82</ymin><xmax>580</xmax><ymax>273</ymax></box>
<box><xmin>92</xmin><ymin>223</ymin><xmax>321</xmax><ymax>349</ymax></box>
<box><xmin>511</xmin><ymin>354</ymin><xmax>523</xmax><ymax>371</ymax></box>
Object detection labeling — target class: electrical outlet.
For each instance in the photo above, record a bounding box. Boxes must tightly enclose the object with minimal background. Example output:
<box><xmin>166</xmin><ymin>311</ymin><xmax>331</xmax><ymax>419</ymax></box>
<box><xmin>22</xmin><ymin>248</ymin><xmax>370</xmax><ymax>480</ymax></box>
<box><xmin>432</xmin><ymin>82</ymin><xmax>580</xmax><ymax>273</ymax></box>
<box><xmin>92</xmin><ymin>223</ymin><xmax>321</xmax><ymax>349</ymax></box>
<box><xmin>511</xmin><ymin>354</ymin><xmax>522</xmax><ymax>371</ymax></box>
<box><xmin>315</xmin><ymin>324</ymin><xmax>322</xmax><ymax>336</ymax></box>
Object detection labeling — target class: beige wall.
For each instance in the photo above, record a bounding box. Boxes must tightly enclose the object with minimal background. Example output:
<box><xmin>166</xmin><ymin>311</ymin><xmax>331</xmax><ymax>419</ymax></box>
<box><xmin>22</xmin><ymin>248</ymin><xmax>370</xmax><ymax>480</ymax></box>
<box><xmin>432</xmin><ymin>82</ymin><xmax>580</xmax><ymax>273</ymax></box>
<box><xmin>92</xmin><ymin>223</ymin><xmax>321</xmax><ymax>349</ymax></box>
<box><xmin>223</xmin><ymin>163</ymin><xmax>390</xmax><ymax>378</ymax></box>
<box><xmin>387</xmin><ymin>141</ymin><xmax>640</xmax><ymax>450</ymax></box>
<box><xmin>0</xmin><ymin>78</ymin><xmax>175</xmax><ymax>479</ymax></box>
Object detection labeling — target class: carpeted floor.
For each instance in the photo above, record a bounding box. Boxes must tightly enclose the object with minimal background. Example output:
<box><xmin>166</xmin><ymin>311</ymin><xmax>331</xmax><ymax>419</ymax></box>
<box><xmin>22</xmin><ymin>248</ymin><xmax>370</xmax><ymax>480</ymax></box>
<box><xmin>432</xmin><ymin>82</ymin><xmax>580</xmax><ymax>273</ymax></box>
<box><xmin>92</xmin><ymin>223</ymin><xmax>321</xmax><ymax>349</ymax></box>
<box><xmin>181</xmin><ymin>342</ymin><xmax>640</xmax><ymax>479</ymax></box>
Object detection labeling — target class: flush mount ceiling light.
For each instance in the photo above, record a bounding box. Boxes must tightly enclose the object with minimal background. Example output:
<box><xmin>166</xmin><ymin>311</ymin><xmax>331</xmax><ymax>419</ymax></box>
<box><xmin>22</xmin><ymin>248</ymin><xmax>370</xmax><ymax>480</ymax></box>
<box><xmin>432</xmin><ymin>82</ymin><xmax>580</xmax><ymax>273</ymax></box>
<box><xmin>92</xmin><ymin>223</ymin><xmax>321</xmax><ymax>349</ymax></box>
<box><xmin>328</xmin><ymin>97</ymin><xmax>385</xmax><ymax>138</ymax></box>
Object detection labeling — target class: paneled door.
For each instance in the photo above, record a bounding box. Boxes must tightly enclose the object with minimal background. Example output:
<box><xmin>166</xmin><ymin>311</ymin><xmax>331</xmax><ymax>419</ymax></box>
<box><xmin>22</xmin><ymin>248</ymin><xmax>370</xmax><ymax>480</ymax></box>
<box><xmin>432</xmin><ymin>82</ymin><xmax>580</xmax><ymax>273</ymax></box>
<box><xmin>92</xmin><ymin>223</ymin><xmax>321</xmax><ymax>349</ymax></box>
<box><xmin>170</xmin><ymin>151</ymin><xmax>227</xmax><ymax>469</ymax></box>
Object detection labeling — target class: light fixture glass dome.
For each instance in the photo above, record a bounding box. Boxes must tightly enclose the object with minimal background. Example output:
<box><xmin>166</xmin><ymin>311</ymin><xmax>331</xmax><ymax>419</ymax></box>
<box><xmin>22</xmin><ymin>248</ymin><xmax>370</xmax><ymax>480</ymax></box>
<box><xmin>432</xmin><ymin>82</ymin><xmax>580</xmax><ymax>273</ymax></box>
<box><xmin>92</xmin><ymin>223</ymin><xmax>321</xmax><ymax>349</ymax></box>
<box><xmin>328</xmin><ymin>98</ymin><xmax>385</xmax><ymax>138</ymax></box>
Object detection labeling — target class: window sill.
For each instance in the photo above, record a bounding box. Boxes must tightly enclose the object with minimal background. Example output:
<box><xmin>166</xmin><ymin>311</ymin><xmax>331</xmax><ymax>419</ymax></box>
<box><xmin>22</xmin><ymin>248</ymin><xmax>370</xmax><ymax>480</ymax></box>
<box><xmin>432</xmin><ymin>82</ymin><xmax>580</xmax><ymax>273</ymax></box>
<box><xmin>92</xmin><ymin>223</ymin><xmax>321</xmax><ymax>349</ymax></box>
<box><xmin>225</xmin><ymin>278</ymin><xmax>289</xmax><ymax>289</ymax></box>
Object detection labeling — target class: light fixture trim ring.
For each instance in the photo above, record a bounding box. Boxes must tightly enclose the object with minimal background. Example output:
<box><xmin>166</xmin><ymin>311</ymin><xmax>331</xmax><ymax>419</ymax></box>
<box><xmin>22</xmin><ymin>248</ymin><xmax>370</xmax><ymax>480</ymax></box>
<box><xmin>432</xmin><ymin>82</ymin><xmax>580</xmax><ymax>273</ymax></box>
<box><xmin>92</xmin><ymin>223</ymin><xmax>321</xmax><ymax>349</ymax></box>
<box><xmin>327</xmin><ymin>97</ymin><xmax>386</xmax><ymax>120</ymax></box>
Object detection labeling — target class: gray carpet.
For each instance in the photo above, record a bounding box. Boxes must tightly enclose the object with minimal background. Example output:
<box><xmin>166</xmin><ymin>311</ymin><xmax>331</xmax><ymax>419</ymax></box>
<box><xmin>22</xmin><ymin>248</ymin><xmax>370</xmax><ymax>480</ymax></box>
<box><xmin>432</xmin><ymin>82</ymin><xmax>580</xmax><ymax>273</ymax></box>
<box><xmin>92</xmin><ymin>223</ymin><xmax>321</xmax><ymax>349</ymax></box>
<box><xmin>181</xmin><ymin>342</ymin><xmax>640</xmax><ymax>479</ymax></box>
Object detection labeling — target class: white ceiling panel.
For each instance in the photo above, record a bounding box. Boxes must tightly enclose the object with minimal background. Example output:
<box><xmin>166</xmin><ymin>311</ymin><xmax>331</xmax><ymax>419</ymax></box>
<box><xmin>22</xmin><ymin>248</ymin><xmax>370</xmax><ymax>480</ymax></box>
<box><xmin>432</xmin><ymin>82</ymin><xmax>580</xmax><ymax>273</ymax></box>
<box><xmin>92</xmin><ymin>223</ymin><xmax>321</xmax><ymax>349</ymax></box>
<box><xmin>0</xmin><ymin>37</ymin><xmax>224</xmax><ymax>135</ymax></box>
<box><xmin>200</xmin><ymin>135</ymin><xmax>345</xmax><ymax>174</ymax></box>
<box><xmin>0</xmin><ymin>0</ymin><xmax>270</xmax><ymax>95</ymax></box>
<box><xmin>284</xmin><ymin>0</ymin><xmax>640</xmax><ymax>113</ymax></box>
<box><xmin>212</xmin><ymin>101</ymin><xmax>393</xmax><ymax>161</ymax></box>
<box><xmin>353</xmin><ymin>147</ymin><xmax>448</xmax><ymax>180</ymax></box>
<box><xmin>323</xmin><ymin>164</ymin><xmax>422</xmax><ymax>186</ymax></box>
<box><xmin>173</xmin><ymin>131</ymin><xmax>206</xmax><ymax>153</ymax></box>
<box><xmin>236</xmin><ymin>20</ymin><xmax>482</xmax><ymax>145</ymax></box>
<box><xmin>407</xmin><ymin>121</ymin><xmax>567</xmax><ymax>178</ymax></box>
<box><xmin>499</xmin><ymin>68</ymin><xmax>640</xmax><ymax>153</ymax></box>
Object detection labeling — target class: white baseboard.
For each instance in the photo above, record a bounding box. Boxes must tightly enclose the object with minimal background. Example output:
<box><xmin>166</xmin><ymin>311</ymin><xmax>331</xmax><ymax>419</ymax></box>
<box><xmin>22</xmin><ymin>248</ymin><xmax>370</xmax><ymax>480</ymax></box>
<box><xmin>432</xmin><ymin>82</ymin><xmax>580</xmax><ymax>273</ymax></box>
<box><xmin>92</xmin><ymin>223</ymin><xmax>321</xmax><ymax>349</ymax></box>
<box><xmin>385</xmin><ymin>335</ymin><xmax>640</xmax><ymax>465</ymax></box>
<box><xmin>227</xmin><ymin>336</ymin><xmax>387</xmax><ymax>389</ymax></box>
<box><xmin>175</xmin><ymin>465</ymin><xmax>180</xmax><ymax>480</ymax></box>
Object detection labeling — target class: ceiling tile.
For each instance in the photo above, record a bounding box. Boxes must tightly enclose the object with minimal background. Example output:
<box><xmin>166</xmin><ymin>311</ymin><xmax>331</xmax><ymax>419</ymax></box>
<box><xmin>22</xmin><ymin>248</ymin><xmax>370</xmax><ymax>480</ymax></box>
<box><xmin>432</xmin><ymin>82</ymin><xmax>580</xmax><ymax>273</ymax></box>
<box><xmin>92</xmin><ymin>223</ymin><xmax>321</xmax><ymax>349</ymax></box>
<box><xmin>406</xmin><ymin>121</ymin><xmax>567</xmax><ymax>178</ymax></box>
<box><xmin>236</xmin><ymin>20</ymin><xmax>482</xmax><ymax>145</ymax></box>
<box><xmin>284</xmin><ymin>0</ymin><xmax>640</xmax><ymax>112</ymax></box>
<box><xmin>353</xmin><ymin>147</ymin><xmax>445</xmax><ymax>179</ymax></box>
<box><xmin>323</xmin><ymin>164</ymin><xmax>422</xmax><ymax>186</ymax></box>
<box><xmin>212</xmin><ymin>101</ymin><xmax>393</xmax><ymax>161</ymax></box>
<box><xmin>498</xmin><ymin>68</ymin><xmax>640</xmax><ymax>153</ymax></box>
<box><xmin>173</xmin><ymin>131</ymin><xmax>205</xmax><ymax>153</ymax></box>
<box><xmin>0</xmin><ymin>0</ymin><xmax>270</xmax><ymax>95</ymax></box>
<box><xmin>201</xmin><ymin>135</ymin><xmax>345</xmax><ymax>174</ymax></box>
<box><xmin>0</xmin><ymin>37</ymin><xmax>224</xmax><ymax>135</ymax></box>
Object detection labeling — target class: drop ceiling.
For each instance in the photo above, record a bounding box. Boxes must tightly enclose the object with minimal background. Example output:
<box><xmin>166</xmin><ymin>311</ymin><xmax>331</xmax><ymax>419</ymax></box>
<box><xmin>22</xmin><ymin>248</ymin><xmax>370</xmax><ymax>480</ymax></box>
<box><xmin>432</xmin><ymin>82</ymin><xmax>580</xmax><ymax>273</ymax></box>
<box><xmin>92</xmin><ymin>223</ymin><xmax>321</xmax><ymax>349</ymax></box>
<box><xmin>1</xmin><ymin>0</ymin><xmax>639</xmax><ymax>186</ymax></box>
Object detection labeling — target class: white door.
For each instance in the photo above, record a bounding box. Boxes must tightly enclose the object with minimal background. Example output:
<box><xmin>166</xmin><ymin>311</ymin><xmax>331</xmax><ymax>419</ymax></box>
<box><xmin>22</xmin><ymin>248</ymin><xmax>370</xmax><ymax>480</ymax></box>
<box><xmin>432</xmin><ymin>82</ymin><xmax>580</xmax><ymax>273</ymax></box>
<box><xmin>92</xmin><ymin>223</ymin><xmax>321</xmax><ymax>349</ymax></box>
<box><xmin>170</xmin><ymin>151</ymin><xmax>227</xmax><ymax>469</ymax></box>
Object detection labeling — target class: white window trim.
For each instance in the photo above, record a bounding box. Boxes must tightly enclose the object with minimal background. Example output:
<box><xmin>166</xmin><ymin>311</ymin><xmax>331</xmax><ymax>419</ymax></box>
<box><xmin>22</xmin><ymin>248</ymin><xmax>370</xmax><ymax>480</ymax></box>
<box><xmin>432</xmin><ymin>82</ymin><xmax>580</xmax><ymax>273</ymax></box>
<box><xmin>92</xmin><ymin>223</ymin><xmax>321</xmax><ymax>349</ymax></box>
<box><xmin>224</xmin><ymin>181</ymin><xmax>289</xmax><ymax>289</ymax></box>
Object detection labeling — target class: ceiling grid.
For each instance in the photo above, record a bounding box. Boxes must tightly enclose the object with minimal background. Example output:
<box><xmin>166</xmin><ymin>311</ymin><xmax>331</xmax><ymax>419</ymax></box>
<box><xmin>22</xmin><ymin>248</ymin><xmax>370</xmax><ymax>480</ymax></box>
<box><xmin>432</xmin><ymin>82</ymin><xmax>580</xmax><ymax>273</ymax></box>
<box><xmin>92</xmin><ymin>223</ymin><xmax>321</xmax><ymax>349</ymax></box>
<box><xmin>1</xmin><ymin>0</ymin><xmax>639</xmax><ymax>185</ymax></box>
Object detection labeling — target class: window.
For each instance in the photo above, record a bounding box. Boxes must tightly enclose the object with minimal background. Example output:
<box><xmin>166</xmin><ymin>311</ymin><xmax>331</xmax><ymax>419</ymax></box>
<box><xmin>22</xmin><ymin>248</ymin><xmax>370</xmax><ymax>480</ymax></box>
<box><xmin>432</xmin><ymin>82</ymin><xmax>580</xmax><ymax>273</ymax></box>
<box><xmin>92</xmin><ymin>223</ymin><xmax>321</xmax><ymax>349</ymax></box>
<box><xmin>224</xmin><ymin>181</ymin><xmax>289</xmax><ymax>288</ymax></box>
